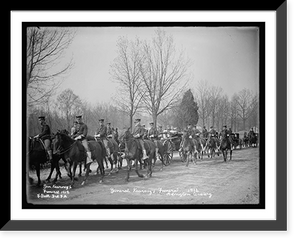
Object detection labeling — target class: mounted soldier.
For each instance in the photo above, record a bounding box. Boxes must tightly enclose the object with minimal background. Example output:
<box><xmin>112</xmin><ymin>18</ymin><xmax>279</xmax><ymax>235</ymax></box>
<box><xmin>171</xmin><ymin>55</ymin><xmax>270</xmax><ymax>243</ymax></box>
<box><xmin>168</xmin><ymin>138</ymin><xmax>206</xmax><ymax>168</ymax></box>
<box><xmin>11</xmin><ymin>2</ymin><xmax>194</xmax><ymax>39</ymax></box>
<box><xmin>221</xmin><ymin>125</ymin><xmax>234</xmax><ymax>150</ymax></box>
<box><xmin>179</xmin><ymin>124</ymin><xmax>197</xmax><ymax>153</ymax></box>
<box><xmin>95</xmin><ymin>119</ymin><xmax>112</xmax><ymax>158</ymax></box>
<box><xmin>34</xmin><ymin>116</ymin><xmax>53</xmax><ymax>162</ymax></box>
<box><xmin>72</xmin><ymin>115</ymin><xmax>93</xmax><ymax>164</ymax></box>
<box><xmin>202</xmin><ymin>126</ymin><xmax>208</xmax><ymax>139</ymax></box>
<box><xmin>148</xmin><ymin>122</ymin><xmax>159</xmax><ymax>158</ymax></box>
<box><xmin>132</xmin><ymin>118</ymin><xmax>148</xmax><ymax>160</ymax></box>
<box><xmin>70</xmin><ymin>121</ymin><xmax>78</xmax><ymax>138</ymax></box>
<box><xmin>157</xmin><ymin>125</ymin><xmax>164</xmax><ymax>139</ymax></box>
<box><xmin>106</xmin><ymin>122</ymin><xmax>113</xmax><ymax>138</ymax></box>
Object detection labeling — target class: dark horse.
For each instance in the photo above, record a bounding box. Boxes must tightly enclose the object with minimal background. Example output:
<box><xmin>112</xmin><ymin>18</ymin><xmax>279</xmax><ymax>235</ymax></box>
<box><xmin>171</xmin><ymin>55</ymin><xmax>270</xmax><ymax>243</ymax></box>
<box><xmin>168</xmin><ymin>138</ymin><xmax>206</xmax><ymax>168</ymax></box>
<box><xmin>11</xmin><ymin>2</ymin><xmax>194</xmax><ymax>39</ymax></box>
<box><xmin>119</xmin><ymin>130</ymin><xmax>156</xmax><ymax>182</ymax></box>
<box><xmin>220</xmin><ymin>136</ymin><xmax>232</xmax><ymax>162</ymax></box>
<box><xmin>27</xmin><ymin>137</ymin><xmax>64</xmax><ymax>186</ymax></box>
<box><xmin>52</xmin><ymin>132</ymin><xmax>105</xmax><ymax>187</ymax></box>
<box><xmin>249</xmin><ymin>133</ymin><xmax>258</xmax><ymax>147</ymax></box>
<box><xmin>92</xmin><ymin>135</ymin><xmax>120</xmax><ymax>174</ymax></box>
<box><xmin>181</xmin><ymin>132</ymin><xmax>197</xmax><ymax>167</ymax></box>
<box><xmin>205</xmin><ymin>136</ymin><xmax>220</xmax><ymax>158</ymax></box>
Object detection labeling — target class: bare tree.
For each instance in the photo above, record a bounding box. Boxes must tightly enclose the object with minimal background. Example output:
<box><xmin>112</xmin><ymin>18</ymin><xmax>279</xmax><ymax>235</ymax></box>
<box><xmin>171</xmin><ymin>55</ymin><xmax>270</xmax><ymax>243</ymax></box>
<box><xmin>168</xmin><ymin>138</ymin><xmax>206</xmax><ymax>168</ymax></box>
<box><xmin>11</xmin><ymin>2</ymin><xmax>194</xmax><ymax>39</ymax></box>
<box><xmin>208</xmin><ymin>85</ymin><xmax>223</xmax><ymax>127</ymax></box>
<box><xmin>56</xmin><ymin>89</ymin><xmax>82</xmax><ymax>131</ymax></box>
<box><xmin>234</xmin><ymin>88</ymin><xmax>255</xmax><ymax>130</ymax></box>
<box><xmin>139</xmin><ymin>29</ymin><xmax>190</xmax><ymax>127</ymax></box>
<box><xmin>110</xmin><ymin>37</ymin><xmax>145</xmax><ymax>131</ymax></box>
<box><xmin>196</xmin><ymin>81</ymin><xmax>212</xmax><ymax>127</ymax></box>
<box><xmin>27</xmin><ymin>27</ymin><xmax>74</xmax><ymax>106</ymax></box>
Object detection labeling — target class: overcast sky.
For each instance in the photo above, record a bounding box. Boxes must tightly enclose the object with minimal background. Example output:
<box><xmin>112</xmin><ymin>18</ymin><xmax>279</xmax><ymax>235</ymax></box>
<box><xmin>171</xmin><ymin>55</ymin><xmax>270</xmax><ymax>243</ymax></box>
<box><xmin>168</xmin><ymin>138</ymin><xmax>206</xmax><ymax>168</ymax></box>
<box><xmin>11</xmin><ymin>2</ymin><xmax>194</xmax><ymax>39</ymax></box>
<box><xmin>56</xmin><ymin>26</ymin><xmax>259</xmax><ymax>105</ymax></box>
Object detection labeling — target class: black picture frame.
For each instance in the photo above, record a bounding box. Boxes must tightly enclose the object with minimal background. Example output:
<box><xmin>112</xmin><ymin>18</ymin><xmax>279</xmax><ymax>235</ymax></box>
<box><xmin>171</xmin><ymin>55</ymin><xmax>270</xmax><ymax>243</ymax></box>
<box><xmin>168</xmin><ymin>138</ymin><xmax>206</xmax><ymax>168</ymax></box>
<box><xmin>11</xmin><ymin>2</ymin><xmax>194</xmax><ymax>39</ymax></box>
<box><xmin>4</xmin><ymin>1</ymin><xmax>287</xmax><ymax>231</ymax></box>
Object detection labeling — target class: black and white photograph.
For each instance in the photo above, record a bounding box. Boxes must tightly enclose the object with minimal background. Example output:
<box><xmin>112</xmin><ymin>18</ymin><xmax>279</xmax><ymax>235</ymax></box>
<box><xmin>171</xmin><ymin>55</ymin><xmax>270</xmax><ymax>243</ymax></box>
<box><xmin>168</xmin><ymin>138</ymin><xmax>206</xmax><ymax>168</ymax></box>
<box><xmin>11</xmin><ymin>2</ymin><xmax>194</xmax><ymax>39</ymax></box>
<box><xmin>25</xmin><ymin>24</ymin><xmax>262</xmax><ymax>207</ymax></box>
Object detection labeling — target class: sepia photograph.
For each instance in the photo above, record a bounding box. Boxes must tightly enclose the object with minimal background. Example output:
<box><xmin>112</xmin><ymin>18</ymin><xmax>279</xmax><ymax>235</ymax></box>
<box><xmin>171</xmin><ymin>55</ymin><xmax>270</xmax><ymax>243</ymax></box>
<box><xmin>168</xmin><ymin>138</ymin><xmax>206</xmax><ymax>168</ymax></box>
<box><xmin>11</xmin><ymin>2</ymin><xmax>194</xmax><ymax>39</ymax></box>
<box><xmin>25</xmin><ymin>24</ymin><xmax>262</xmax><ymax>207</ymax></box>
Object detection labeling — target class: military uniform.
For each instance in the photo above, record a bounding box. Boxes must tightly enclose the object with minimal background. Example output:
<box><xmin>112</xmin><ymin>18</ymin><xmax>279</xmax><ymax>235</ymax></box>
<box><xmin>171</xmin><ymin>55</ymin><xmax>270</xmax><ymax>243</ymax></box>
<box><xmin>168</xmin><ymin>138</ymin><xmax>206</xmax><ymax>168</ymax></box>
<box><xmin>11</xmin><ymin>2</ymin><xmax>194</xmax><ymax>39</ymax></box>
<box><xmin>133</xmin><ymin>119</ymin><xmax>148</xmax><ymax>160</ymax></box>
<box><xmin>95</xmin><ymin>119</ymin><xmax>111</xmax><ymax>157</ymax></box>
<box><xmin>179</xmin><ymin>125</ymin><xmax>197</xmax><ymax>152</ymax></box>
<box><xmin>73</xmin><ymin>115</ymin><xmax>92</xmax><ymax>163</ymax></box>
<box><xmin>148</xmin><ymin>126</ymin><xmax>158</xmax><ymax>139</ymax></box>
<box><xmin>148</xmin><ymin>123</ymin><xmax>159</xmax><ymax>159</ymax></box>
<box><xmin>35</xmin><ymin>116</ymin><xmax>52</xmax><ymax>161</ymax></box>
<box><xmin>107</xmin><ymin>123</ymin><xmax>113</xmax><ymax>138</ymax></box>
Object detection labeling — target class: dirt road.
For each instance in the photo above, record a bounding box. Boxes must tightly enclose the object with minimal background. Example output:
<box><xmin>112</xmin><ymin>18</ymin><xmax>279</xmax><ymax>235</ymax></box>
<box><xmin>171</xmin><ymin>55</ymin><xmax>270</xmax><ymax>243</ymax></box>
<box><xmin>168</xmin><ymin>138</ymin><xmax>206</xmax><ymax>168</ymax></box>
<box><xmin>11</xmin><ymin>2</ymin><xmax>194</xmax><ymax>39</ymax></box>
<box><xmin>27</xmin><ymin>147</ymin><xmax>260</xmax><ymax>205</ymax></box>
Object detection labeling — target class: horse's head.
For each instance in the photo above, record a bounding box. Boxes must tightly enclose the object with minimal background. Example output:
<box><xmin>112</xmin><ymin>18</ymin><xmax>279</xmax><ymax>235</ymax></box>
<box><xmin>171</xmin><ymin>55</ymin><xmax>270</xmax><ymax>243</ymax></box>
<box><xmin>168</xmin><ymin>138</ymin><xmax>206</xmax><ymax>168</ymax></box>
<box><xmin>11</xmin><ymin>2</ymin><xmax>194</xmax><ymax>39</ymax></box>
<box><xmin>52</xmin><ymin>131</ymin><xmax>62</xmax><ymax>154</ymax></box>
<box><xmin>52</xmin><ymin>131</ymin><xmax>73</xmax><ymax>154</ymax></box>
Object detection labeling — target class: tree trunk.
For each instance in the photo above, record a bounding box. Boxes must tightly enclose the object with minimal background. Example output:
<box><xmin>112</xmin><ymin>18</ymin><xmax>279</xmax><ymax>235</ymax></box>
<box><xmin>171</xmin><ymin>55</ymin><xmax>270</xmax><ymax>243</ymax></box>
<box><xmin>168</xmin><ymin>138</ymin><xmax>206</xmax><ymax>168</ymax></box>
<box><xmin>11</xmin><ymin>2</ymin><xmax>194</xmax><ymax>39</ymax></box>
<box><xmin>129</xmin><ymin>113</ymin><xmax>133</xmax><ymax>132</ymax></box>
<box><xmin>152</xmin><ymin>112</ymin><xmax>158</xmax><ymax>128</ymax></box>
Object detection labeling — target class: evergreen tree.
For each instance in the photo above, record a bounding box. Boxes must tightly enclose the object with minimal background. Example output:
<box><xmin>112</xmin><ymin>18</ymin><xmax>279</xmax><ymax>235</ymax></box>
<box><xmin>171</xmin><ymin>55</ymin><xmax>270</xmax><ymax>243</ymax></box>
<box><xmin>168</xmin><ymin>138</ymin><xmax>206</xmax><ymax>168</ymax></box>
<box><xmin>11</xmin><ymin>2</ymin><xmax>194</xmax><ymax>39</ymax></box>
<box><xmin>177</xmin><ymin>89</ymin><xmax>199</xmax><ymax>128</ymax></box>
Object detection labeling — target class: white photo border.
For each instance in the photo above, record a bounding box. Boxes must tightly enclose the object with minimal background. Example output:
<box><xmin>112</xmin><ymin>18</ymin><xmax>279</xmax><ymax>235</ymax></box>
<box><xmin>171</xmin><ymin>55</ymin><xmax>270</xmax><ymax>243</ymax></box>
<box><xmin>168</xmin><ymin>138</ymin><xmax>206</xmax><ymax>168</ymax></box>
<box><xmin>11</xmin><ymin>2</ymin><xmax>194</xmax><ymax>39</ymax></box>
<box><xmin>6</xmin><ymin>5</ymin><xmax>287</xmax><ymax>230</ymax></box>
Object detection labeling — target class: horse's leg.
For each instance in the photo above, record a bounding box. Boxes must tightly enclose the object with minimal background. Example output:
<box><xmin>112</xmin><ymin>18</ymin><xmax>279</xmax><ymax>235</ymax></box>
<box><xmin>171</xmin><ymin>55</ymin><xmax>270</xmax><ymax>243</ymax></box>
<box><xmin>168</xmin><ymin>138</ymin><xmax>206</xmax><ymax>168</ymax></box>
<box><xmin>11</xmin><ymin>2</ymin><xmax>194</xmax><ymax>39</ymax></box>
<box><xmin>45</xmin><ymin>160</ymin><xmax>55</xmax><ymax>183</ymax></box>
<box><xmin>160</xmin><ymin>153</ymin><xmax>164</xmax><ymax>171</ymax></box>
<box><xmin>186</xmin><ymin>152</ymin><xmax>189</xmax><ymax>167</ymax></box>
<box><xmin>78</xmin><ymin>162</ymin><xmax>82</xmax><ymax>177</ymax></box>
<box><xmin>222</xmin><ymin>150</ymin><xmax>226</xmax><ymax>162</ymax></box>
<box><xmin>125</xmin><ymin>159</ymin><xmax>132</xmax><ymax>182</ymax></box>
<box><xmin>81</xmin><ymin>162</ymin><xmax>91</xmax><ymax>186</ymax></box>
<box><xmin>113</xmin><ymin>153</ymin><xmax>118</xmax><ymax>173</ymax></box>
<box><xmin>108</xmin><ymin>157</ymin><xmax>114</xmax><ymax>174</ymax></box>
<box><xmin>148</xmin><ymin>155</ymin><xmax>153</xmax><ymax>177</ymax></box>
<box><xmin>97</xmin><ymin>158</ymin><xmax>104</xmax><ymax>183</ymax></box>
<box><xmin>36</xmin><ymin>163</ymin><xmax>41</xmax><ymax>186</ymax></box>
<box><xmin>71</xmin><ymin>161</ymin><xmax>78</xmax><ymax>187</ymax></box>
<box><xmin>229</xmin><ymin>149</ymin><xmax>232</xmax><ymax>161</ymax></box>
<box><xmin>193</xmin><ymin>150</ymin><xmax>197</xmax><ymax>165</ymax></box>
<box><xmin>52</xmin><ymin>158</ymin><xmax>62</xmax><ymax>183</ymax></box>
<box><xmin>135</xmin><ymin>159</ymin><xmax>144</xmax><ymax>178</ymax></box>
<box><xmin>104</xmin><ymin>157</ymin><xmax>109</xmax><ymax>169</ymax></box>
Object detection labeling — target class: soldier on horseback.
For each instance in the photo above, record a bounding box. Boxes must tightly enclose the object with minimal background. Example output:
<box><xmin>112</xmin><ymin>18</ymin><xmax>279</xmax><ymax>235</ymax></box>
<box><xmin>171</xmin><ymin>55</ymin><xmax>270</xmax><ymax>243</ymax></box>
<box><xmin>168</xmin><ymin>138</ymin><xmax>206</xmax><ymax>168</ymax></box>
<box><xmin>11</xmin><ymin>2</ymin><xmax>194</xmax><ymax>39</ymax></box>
<box><xmin>148</xmin><ymin>122</ymin><xmax>159</xmax><ymax>159</ymax></box>
<box><xmin>221</xmin><ymin>125</ymin><xmax>233</xmax><ymax>150</ymax></box>
<box><xmin>34</xmin><ymin>116</ymin><xmax>53</xmax><ymax>162</ymax></box>
<box><xmin>73</xmin><ymin>115</ymin><xmax>93</xmax><ymax>164</ymax></box>
<box><xmin>157</xmin><ymin>125</ymin><xmax>164</xmax><ymax>139</ymax></box>
<box><xmin>132</xmin><ymin>118</ymin><xmax>148</xmax><ymax>160</ymax></box>
<box><xmin>70</xmin><ymin>121</ymin><xmax>78</xmax><ymax>138</ymax></box>
<box><xmin>106</xmin><ymin>122</ymin><xmax>113</xmax><ymax>138</ymax></box>
<box><xmin>202</xmin><ymin>126</ymin><xmax>208</xmax><ymax>139</ymax></box>
<box><xmin>220</xmin><ymin>125</ymin><xmax>228</xmax><ymax>138</ymax></box>
<box><xmin>95</xmin><ymin>119</ymin><xmax>112</xmax><ymax>158</ymax></box>
<box><xmin>179</xmin><ymin>124</ymin><xmax>197</xmax><ymax>153</ymax></box>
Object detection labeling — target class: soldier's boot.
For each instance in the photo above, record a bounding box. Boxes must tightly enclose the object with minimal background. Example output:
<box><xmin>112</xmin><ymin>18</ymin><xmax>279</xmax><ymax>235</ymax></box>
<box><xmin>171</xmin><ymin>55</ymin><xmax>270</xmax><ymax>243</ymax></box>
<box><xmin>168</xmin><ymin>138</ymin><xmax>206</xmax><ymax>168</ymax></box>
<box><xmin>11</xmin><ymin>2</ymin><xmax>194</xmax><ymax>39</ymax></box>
<box><xmin>142</xmin><ymin>150</ymin><xmax>149</xmax><ymax>160</ymax></box>
<box><xmin>86</xmin><ymin>152</ymin><xmax>93</xmax><ymax>164</ymax></box>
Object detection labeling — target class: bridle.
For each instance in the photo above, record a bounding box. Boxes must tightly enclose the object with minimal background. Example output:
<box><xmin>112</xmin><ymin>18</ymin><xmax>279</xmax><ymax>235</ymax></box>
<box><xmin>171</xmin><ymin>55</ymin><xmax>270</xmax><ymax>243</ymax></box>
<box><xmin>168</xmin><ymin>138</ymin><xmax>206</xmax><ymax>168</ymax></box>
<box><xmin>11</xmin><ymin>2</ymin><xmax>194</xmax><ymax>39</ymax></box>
<box><xmin>54</xmin><ymin>133</ymin><xmax>77</xmax><ymax>155</ymax></box>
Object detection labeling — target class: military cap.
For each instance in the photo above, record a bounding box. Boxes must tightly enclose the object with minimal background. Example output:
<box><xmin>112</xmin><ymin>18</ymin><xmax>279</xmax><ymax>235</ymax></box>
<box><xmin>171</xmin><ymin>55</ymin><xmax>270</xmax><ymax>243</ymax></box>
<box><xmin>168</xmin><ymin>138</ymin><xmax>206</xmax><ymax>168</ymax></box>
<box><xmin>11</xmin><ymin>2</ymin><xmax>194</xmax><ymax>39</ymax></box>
<box><xmin>223</xmin><ymin>125</ymin><xmax>227</xmax><ymax>128</ymax></box>
<box><xmin>75</xmin><ymin>115</ymin><xmax>82</xmax><ymax>119</ymax></box>
<box><xmin>99</xmin><ymin>119</ymin><xmax>104</xmax><ymax>122</ymax></box>
<box><xmin>134</xmin><ymin>118</ymin><xmax>141</xmax><ymax>122</ymax></box>
<box><xmin>38</xmin><ymin>116</ymin><xmax>45</xmax><ymax>120</ymax></box>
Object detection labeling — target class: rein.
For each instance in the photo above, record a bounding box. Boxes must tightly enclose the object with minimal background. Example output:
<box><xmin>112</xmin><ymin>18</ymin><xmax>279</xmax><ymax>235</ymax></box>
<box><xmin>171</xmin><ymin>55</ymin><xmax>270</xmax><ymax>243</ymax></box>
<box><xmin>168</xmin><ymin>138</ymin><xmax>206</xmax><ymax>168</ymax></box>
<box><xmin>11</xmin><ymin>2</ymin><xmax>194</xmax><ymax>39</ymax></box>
<box><xmin>55</xmin><ymin>140</ymin><xmax>77</xmax><ymax>155</ymax></box>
